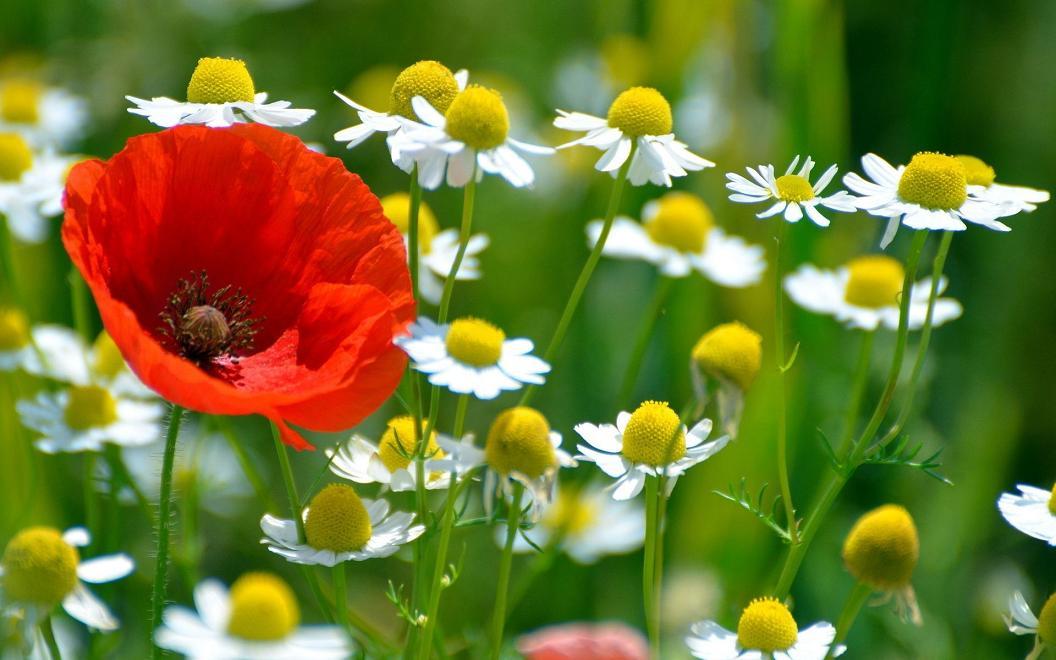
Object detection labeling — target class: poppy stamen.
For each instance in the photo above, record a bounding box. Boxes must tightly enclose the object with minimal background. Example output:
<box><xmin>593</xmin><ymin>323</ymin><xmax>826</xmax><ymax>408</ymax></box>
<box><xmin>159</xmin><ymin>270</ymin><xmax>261</xmax><ymax>365</ymax></box>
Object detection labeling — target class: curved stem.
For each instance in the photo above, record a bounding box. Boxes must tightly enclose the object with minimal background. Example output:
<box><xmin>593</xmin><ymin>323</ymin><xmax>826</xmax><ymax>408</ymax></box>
<box><xmin>488</xmin><ymin>483</ymin><xmax>524</xmax><ymax>660</ymax></box>
<box><xmin>835</xmin><ymin>330</ymin><xmax>876</xmax><ymax>459</ymax></box>
<box><xmin>437</xmin><ymin>167</ymin><xmax>478</xmax><ymax>325</ymax></box>
<box><xmin>829</xmin><ymin>581</ymin><xmax>872</xmax><ymax>657</ymax></box>
<box><xmin>772</xmin><ymin>220</ymin><xmax>798</xmax><ymax>544</ymax></box>
<box><xmin>271</xmin><ymin>423</ymin><xmax>306</xmax><ymax>541</ymax></box>
<box><xmin>617</xmin><ymin>276</ymin><xmax>676</xmax><ymax>409</ymax></box>
<box><xmin>40</xmin><ymin>615</ymin><xmax>63</xmax><ymax>660</ymax></box>
<box><xmin>519</xmin><ymin>145</ymin><xmax>635</xmax><ymax>407</ymax></box>
<box><xmin>150</xmin><ymin>404</ymin><xmax>184</xmax><ymax>659</ymax></box>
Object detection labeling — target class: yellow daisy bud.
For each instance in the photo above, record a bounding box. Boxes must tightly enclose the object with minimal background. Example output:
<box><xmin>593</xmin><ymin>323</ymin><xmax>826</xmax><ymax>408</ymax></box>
<box><xmin>485</xmin><ymin>407</ymin><xmax>557</xmax><ymax>478</ymax></box>
<box><xmin>226</xmin><ymin>572</ymin><xmax>300</xmax><ymax>641</ymax></box>
<box><xmin>692</xmin><ymin>322</ymin><xmax>762</xmax><ymax>391</ymax></box>
<box><xmin>842</xmin><ymin>504</ymin><xmax>919</xmax><ymax>591</ymax></box>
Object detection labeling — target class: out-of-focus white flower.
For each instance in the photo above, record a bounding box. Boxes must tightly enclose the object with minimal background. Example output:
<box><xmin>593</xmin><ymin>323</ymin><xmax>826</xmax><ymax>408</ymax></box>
<box><xmin>998</xmin><ymin>484</ymin><xmax>1056</xmax><ymax>546</ymax></box>
<box><xmin>327</xmin><ymin>415</ymin><xmax>453</xmax><ymax>492</ymax></box>
<box><xmin>955</xmin><ymin>154</ymin><xmax>1049</xmax><ymax>214</ymax></box>
<box><xmin>0</xmin><ymin>133</ymin><xmax>74</xmax><ymax>243</ymax></box>
<box><xmin>0</xmin><ymin>78</ymin><xmax>86</xmax><ymax>149</ymax></box>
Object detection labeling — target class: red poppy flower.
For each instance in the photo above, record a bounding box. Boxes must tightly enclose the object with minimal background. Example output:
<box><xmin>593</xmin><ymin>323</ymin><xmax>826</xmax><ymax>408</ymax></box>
<box><xmin>62</xmin><ymin>124</ymin><xmax>414</xmax><ymax>450</ymax></box>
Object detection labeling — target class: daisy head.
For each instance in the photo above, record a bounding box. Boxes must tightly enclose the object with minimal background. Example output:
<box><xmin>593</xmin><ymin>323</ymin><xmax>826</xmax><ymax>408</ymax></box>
<box><xmin>396</xmin><ymin>316</ymin><xmax>550</xmax><ymax>400</ymax></box>
<box><xmin>998</xmin><ymin>483</ymin><xmax>1056</xmax><ymax>545</ymax></box>
<box><xmin>0</xmin><ymin>77</ymin><xmax>87</xmax><ymax>148</ymax></box>
<box><xmin>784</xmin><ymin>256</ymin><xmax>963</xmax><ymax>332</ymax></box>
<box><xmin>0</xmin><ymin>307</ymin><xmax>31</xmax><ymax>371</ymax></box>
<box><xmin>1005</xmin><ymin>590</ymin><xmax>1056</xmax><ymax>658</ymax></box>
<box><xmin>956</xmin><ymin>154</ymin><xmax>1050</xmax><ymax>214</ymax></box>
<box><xmin>691</xmin><ymin>322</ymin><xmax>762</xmax><ymax>439</ymax></box>
<box><xmin>555</xmin><ymin>86</ymin><xmax>715</xmax><ymax>187</ymax></box>
<box><xmin>842</xmin><ymin>504</ymin><xmax>921</xmax><ymax>624</ymax></box>
<box><xmin>686</xmin><ymin>597</ymin><xmax>840</xmax><ymax>660</ymax></box>
<box><xmin>843</xmin><ymin>152</ymin><xmax>1011</xmax><ymax>248</ymax></box>
<box><xmin>261</xmin><ymin>484</ymin><xmax>424</xmax><ymax>566</ymax></box>
<box><xmin>326</xmin><ymin>415</ymin><xmax>452</xmax><ymax>492</ymax></box>
<box><xmin>1</xmin><ymin>526</ymin><xmax>133</xmax><ymax>633</ymax></box>
<box><xmin>588</xmin><ymin>192</ymin><xmax>766</xmax><ymax>285</ymax></box>
<box><xmin>0</xmin><ymin>132</ymin><xmax>73</xmax><ymax>243</ymax></box>
<box><xmin>574</xmin><ymin>401</ymin><xmax>729</xmax><ymax>500</ymax></box>
<box><xmin>725</xmin><ymin>155</ymin><xmax>856</xmax><ymax>227</ymax></box>
<box><xmin>127</xmin><ymin>56</ymin><xmax>314</xmax><ymax>128</ymax></box>
<box><xmin>483</xmin><ymin>406</ymin><xmax>576</xmax><ymax>508</ymax></box>
<box><xmin>155</xmin><ymin>573</ymin><xmax>351</xmax><ymax>659</ymax></box>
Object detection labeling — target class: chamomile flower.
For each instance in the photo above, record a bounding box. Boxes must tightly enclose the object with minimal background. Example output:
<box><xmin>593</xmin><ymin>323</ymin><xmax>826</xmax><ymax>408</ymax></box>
<box><xmin>956</xmin><ymin>154</ymin><xmax>1049</xmax><ymax>214</ymax></box>
<box><xmin>155</xmin><ymin>573</ymin><xmax>351</xmax><ymax>659</ymax></box>
<box><xmin>399</xmin><ymin>85</ymin><xmax>554</xmax><ymax>189</ymax></box>
<box><xmin>334</xmin><ymin>60</ymin><xmax>468</xmax><ymax>173</ymax></box>
<box><xmin>396</xmin><ymin>316</ymin><xmax>550</xmax><ymax>400</ymax></box>
<box><xmin>0</xmin><ymin>308</ymin><xmax>32</xmax><ymax>372</ymax></box>
<box><xmin>0</xmin><ymin>526</ymin><xmax>133</xmax><ymax>634</ymax></box>
<box><xmin>998</xmin><ymin>484</ymin><xmax>1056</xmax><ymax>545</ymax></box>
<box><xmin>686</xmin><ymin>597</ymin><xmax>841</xmax><ymax>660</ymax></box>
<box><xmin>379</xmin><ymin>192</ymin><xmax>488</xmax><ymax>305</ymax></box>
<box><xmin>127</xmin><ymin>57</ymin><xmax>314</xmax><ymax>128</ymax></box>
<box><xmin>842</xmin><ymin>504</ymin><xmax>921</xmax><ymax>625</ymax></box>
<box><xmin>587</xmin><ymin>191</ymin><xmax>765</xmax><ymax>284</ymax></box>
<box><xmin>327</xmin><ymin>415</ymin><xmax>452</xmax><ymax>492</ymax></box>
<box><xmin>554</xmin><ymin>86</ymin><xmax>714</xmax><ymax>187</ymax></box>
<box><xmin>690</xmin><ymin>322</ymin><xmax>762</xmax><ymax>438</ymax></box>
<box><xmin>843</xmin><ymin>152</ymin><xmax>1011</xmax><ymax>248</ymax></box>
<box><xmin>22</xmin><ymin>326</ymin><xmax>154</xmax><ymax>398</ymax></box>
<box><xmin>1005</xmin><ymin>590</ymin><xmax>1052</xmax><ymax>659</ymax></box>
<box><xmin>0</xmin><ymin>78</ymin><xmax>87</xmax><ymax>149</ymax></box>
<box><xmin>725</xmin><ymin>155</ymin><xmax>856</xmax><ymax>227</ymax></box>
<box><xmin>575</xmin><ymin>401</ymin><xmax>729</xmax><ymax>500</ymax></box>
<box><xmin>260</xmin><ymin>484</ymin><xmax>424</xmax><ymax>566</ymax></box>
<box><xmin>496</xmin><ymin>483</ymin><xmax>645</xmax><ymax>564</ymax></box>
<box><xmin>0</xmin><ymin>133</ymin><xmax>75</xmax><ymax>243</ymax></box>
<box><xmin>784</xmin><ymin>256</ymin><xmax>962</xmax><ymax>332</ymax></box>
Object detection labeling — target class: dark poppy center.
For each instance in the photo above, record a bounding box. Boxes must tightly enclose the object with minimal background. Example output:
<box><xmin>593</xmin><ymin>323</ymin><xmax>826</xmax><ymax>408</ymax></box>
<box><xmin>159</xmin><ymin>271</ymin><xmax>261</xmax><ymax>366</ymax></box>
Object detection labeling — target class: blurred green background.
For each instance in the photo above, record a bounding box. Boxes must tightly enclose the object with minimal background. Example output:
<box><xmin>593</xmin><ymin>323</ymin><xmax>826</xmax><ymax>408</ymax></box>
<box><xmin>1</xmin><ymin>0</ymin><xmax>1054</xmax><ymax>658</ymax></box>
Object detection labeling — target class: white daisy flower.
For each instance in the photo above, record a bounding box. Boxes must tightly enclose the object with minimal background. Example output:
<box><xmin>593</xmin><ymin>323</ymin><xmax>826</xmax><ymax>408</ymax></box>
<box><xmin>0</xmin><ymin>78</ymin><xmax>87</xmax><ymax>149</ymax></box>
<box><xmin>586</xmin><ymin>191</ymin><xmax>765</xmax><ymax>285</ymax></box>
<box><xmin>956</xmin><ymin>154</ymin><xmax>1049</xmax><ymax>214</ymax></box>
<box><xmin>334</xmin><ymin>60</ymin><xmax>468</xmax><ymax>173</ymax></box>
<box><xmin>327</xmin><ymin>415</ymin><xmax>453</xmax><ymax>492</ymax></box>
<box><xmin>998</xmin><ymin>484</ymin><xmax>1056</xmax><ymax>545</ymax></box>
<box><xmin>155</xmin><ymin>573</ymin><xmax>351</xmax><ymax>659</ymax></box>
<box><xmin>575</xmin><ymin>401</ymin><xmax>729</xmax><ymax>501</ymax></box>
<box><xmin>398</xmin><ymin>85</ymin><xmax>554</xmax><ymax>189</ymax></box>
<box><xmin>495</xmin><ymin>483</ymin><xmax>645</xmax><ymax>564</ymax></box>
<box><xmin>379</xmin><ymin>192</ymin><xmax>488</xmax><ymax>305</ymax></box>
<box><xmin>260</xmin><ymin>484</ymin><xmax>424</xmax><ymax>566</ymax></box>
<box><xmin>16</xmin><ymin>386</ymin><xmax>164</xmax><ymax>454</ymax></box>
<box><xmin>0</xmin><ymin>134</ymin><xmax>75</xmax><ymax>244</ymax></box>
<box><xmin>126</xmin><ymin>57</ymin><xmax>313</xmax><ymax>128</ymax></box>
<box><xmin>21</xmin><ymin>326</ymin><xmax>155</xmax><ymax>398</ymax></box>
<box><xmin>686</xmin><ymin>597</ymin><xmax>842</xmax><ymax>660</ymax></box>
<box><xmin>725</xmin><ymin>155</ymin><xmax>856</xmax><ymax>227</ymax></box>
<box><xmin>783</xmin><ymin>256</ymin><xmax>962</xmax><ymax>331</ymax></box>
<box><xmin>554</xmin><ymin>86</ymin><xmax>714</xmax><ymax>187</ymax></box>
<box><xmin>843</xmin><ymin>152</ymin><xmax>1011</xmax><ymax>248</ymax></box>
<box><xmin>1004</xmin><ymin>590</ymin><xmax>1052</xmax><ymax>660</ymax></box>
<box><xmin>0</xmin><ymin>526</ymin><xmax>134</xmax><ymax>634</ymax></box>
<box><xmin>396</xmin><ymin>316</ymin><xmax>549</xmax><ymax>400</ymax></box>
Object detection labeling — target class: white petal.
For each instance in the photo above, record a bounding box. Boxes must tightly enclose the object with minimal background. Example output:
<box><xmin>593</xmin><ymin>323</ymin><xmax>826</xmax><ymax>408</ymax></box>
<box><xmin>77</xmin><ymin>554</ymin><xmax>134</xmax><ymax>583</ymax></box>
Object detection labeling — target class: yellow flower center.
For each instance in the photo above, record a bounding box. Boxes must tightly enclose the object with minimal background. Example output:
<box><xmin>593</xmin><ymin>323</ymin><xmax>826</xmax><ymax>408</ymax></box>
<box><xmin>186</xmin><ymin>57</ymin><xmax>256</xmax><ymax>104</ymax></box>
<box><xmin>842</xmin><ymin>504</ymin><xmax>919</xmax><ymax>591</ymax></box>
<box><xmin>303</xmin><ymin>484</ymin><xmax>373</xmax><ymax>553</ymax></box>
<box><xmin>897</xmin><ymin>152</ymin><xmax>967</xmax><ymax>210</ymax></box>
<box><xmin>775</xmin><ymin>174</ymin><xmax>815</xmax><ymax>203</ymax></box>
<box><xmin>63</xmin><ymin>385</ymin><xmax>118</xmax><ymax>431</ymax></box>
<box><xmin>92</xmin><ymin>331</ymin><xmax>126</xmax><ymax>380</ymax></box>
<box><xmin>543</xmin><ymin>489</ymin><xmax>597</xmax><ymax>536</ymax></box>
<box><xmin>621</xmin><ymin>400</ymin><xmax>685</xmax><ymax>467</ymax></box>
<box><xmin>0</xmin><ymin>79</ymin><xmax>43</xmax><ymax>124</ymax></box>
<box><xmin>736</xmin><ymin>597</ymin><xmax>798</xmax><ymax>653</ymax></box>
<box><xmin>843</xmin><ymin>255</ymin><xmax>905</xmax><ymax>309</ymax></box>
<box><xmin>1</xmin><ymin>527</ymin><xmax>79</xmax><ymax>605</ymax></box>
<box><xmin>444</xmin><ymin>85</ymin><xmax>510</xmax><ymax>151</ymax></box>
<box><xmin>225</xmin><ymin>572</ymin><xmax>300</xmax><ymax>642</ymax></box>
<box><xmin>692</xmin><ymin>322</ymin><xmax>762</xmax><ymax>391</ymax></box>
<box><xmin>445</xmin><ymin>317</ymin><xmax>505</xmax><ymax>367</ymax></box>
<box><xmin>1048</xmin><ymin>483</ymin><xmax>1056</xmax><ymax>516</ymax></box>
<box><xmin>485</xmin><ymin>407</ymin><xmax>557</xmax><ymax>478</ymax></box>
<box><xmin>389</xmin><ymin>60</ymin><xmax>460</xmax><ymax>121</ymax></box>
<box><xmin>955</xmin><ymin>154</ymin><xmax>996</xmax><ymax>187</ymax></box>
<box><xmin>606</xmin><ymin>86</ymin><xmax>672</xmax><ymax>137</ymax></box>
<box><xmin>1038</xmin><ymin>593</ymin><xmax>1056</xmax><ymax>646</ymax></box>
<box><xmin>644</xmin><ymin>192</ymin><xmax>714</xmax><ymax>253</ymax></box>
<box><xmin>377</xmin><ymin>415</ymin><xmax>444</xmax><ymax>472</ymax></box>
<box><xmin>0</xmin><ymin>132</ymin><xmax>32</xmax><ymax>182</ymax></box>
<box><xmin>380</xmin><ymin>192</ymin><xmax>440</xmax><ymax>254</ymax></box>
<box><xmin>0</xmin><ymin>308</ymin><xmax>30</xmax><ymax>351</ymax></box>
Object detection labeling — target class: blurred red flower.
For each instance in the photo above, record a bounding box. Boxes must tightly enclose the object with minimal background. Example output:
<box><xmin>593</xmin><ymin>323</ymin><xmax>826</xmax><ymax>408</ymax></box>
<box><xmin>517</xmin><ymin>622</ymin><xmax>648</xmax><ymax>660</ymax></box>
<box><xmin>62</xmin><ymin>124</ymin><xmax>413</xmax><ymax>450</ymax></box>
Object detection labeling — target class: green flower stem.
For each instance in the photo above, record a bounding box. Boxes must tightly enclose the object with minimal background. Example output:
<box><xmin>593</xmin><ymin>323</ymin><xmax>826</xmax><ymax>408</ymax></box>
<box><xmin>83</xmin><ymin>453</ymin><xmax>99</xmax><ymax>554</ymax></box>
<box><xmin>40</xmin><ymin>615</ymin><xmax>63</xmax><ymax>660</ymax></box>
<box><xmin>835</xmin><ymin>330</ymin><xmax>876</xmax><ymax>459</ymax></box>
<box><xmin>333</xmin><ymin>562</ymin><xmax>353</xmax><ymax>639</ymax></box>
<box><xmin>408</xmin><ymin>165</ymin><xmax>423</xmax><ymax>304</ymax></box>
<box><xmin>437</xmin><ymin>166</ymin><xmax>478</xmax><ymax>325</ymax></box>
<box><xmin>773</xmin><ymin>230</ymin><xmax>929</xmax><ymax>600</ymax></box>
<box><xmin>216</xmin><ymin>417</ymin><xmax>276</xmax><ymax>511</ymax></box>
<box><xmin>829</xmin><ymin>581</ymin><xmax>872</xmax><ymax>658</ymax></box>
<box><xmin>271</xmin><ymin>423</ymin><xmax>306</xmax><ymax>541</ymax></box>
<box><xmin>617</xmin><ymin>275</ymin><xmax>676</xmax><ymax>409</ymax></box>
<box><xmin>301</xmin><ymin>566</ymin><xmax>335</xmax><ymax>625</ymax></box>
<box><xmin>772</xmin><ymin>219</ymin><xmax>798</xmax><ymax>544</ymax></box>
<box><xmin>488</xmin><ymin>482</ymin><xmax>524</xmax><ymax>660</ymax></box>
<box><xmin>506</xmin><ymin>540</ymin><xmax>560</xmax><ymax>615</ymax></box>
<box><xmin>520</xmin><ymin>144</ymin><xmax>635</xmax><ymax>407</ymax></box>
<box><xmin>150</xmin><ymin>404</ymin><xmax>185</xmax><ymax>659</ymax></box>
<box><xmin>642</xmin><ymin>474</ymin><xmax>664</xmax><ymax>658</ymax></box>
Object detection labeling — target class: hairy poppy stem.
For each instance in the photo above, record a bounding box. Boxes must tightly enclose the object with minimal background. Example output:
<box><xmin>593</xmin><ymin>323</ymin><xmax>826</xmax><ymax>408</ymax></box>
<box><xmin>150</xmin><ymin>404</ymin><xmax>185</xmax><ymax>659</ymax></box>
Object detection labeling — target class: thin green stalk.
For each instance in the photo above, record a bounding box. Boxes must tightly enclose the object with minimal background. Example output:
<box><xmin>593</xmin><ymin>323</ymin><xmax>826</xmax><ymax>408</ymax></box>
<box><xmin>408</xmin><ymin>165</ymin><xmax>423</xmax><ymax>304</ymax></box>
<box><xmin>829</xmin><ymin>581</ymin><xmax>872</xmax><ymax>657</ymax></box>
<box><xmin>489</xmin><ymin>483</ymin><xmax>524</xmax><ymax>660</ymax></box>
<box><xmin>150</xmin><ymin>404</ymin><xmax>184</xmax><ymax>659</ymax></box>
<box><xmin>216</xmin><ymin>417</ymin><xmax>275</xmax><ymax>511</ymax></box>
<box><xmin>271</xmin><ymin>423</ymin><xmax>306</xmax><ymax>540</ymax></box>
<box><xmin>333</xmin><ymin>562</ymin><xmax>353</xmax><ymax>639</ymax></box>
<box><xmin>104</xmin><ymin>445</ymin><xmax>155</xmax><ymax>527</ymax></box>
<box><xmin>642</xmin><ymin>475</ymin><xmax>661</xmax><ymax>658</ymax></box>
<box><xmin>437</xmin><ymin>166</ymin><xmax>478</xmax><ymax>325</ymax></box>
<box><xmin>520</xmin><ymin>144</ymin><xmax>635</xmax><ymax>407</ymax></box>
<box><xmin>40</xmin><ymin>616</ymin><xmax>63</xmax><ymax>660</ymax></box>
<box><xmin>83</xmin><ymin>454</ymin><xmax>99</xmax><ymax>553</ymax></box>
<box><xmin>772</xmin><ymin>220</ymin><xmax>798</xmax><ymax>544</ymax></box>
<box><xmin>835</xmin><ymin>330</ymin><xmax>876</xmax><ymax>459</ymax></box>
<box><xmin>300</xmin><ymin>565</ymin><xmax>335</xmax><ymax>625</ymax></box>
<box><xmin>506</xmin><ymin>540</ymin><xmax>560</xmax><ymax>615</ymax></box>
<box><xmin>617</xmin><ymin>276</ymin><xmax>676</xmax><ymax>409</ymax></box>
